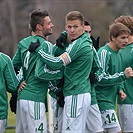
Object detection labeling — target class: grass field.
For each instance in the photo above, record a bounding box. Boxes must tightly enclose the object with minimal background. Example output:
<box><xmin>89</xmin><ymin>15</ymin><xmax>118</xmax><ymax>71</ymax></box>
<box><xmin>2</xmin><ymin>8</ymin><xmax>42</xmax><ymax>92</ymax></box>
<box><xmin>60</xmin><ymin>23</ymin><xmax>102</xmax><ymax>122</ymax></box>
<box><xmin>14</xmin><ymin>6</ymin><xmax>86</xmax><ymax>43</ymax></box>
<box><xmin>5</xmin><ymin>93</ymin><xmax>16</xmax><ymax>133</ymax></box>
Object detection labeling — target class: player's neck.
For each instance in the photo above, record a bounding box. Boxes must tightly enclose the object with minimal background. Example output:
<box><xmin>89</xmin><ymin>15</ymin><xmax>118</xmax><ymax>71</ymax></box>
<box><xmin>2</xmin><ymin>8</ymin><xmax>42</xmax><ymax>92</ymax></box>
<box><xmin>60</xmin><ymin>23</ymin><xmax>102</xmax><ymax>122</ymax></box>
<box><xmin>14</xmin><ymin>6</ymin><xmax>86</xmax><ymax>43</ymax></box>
<box><xmin>108</xmin><ymin>42</ymin><xmax>120</xmax><ymax>52</ymax></box>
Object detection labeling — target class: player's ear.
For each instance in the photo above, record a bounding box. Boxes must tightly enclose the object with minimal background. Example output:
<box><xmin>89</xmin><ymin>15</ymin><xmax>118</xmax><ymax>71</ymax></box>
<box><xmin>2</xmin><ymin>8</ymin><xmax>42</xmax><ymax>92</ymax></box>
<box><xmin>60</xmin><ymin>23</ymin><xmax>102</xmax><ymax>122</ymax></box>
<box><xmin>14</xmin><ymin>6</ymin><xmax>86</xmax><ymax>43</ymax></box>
<box><xmin>112</xmin><ymin>36</ymin><xmax>115</xmax><ymax>42</ymax></box>
<box><xmin>82</xmin><ymin>24</ymin><xmax>84</xmax><ymax>29</ymax></box>
<box><xmin>65</xmin><ymin>25</ymin><xmax>68</xmax><ymax>31</ymax></box>
<box><xmin>36</xmin><ymin>24</ymin><xmax>42</xmax><ymax>31</ymax></box>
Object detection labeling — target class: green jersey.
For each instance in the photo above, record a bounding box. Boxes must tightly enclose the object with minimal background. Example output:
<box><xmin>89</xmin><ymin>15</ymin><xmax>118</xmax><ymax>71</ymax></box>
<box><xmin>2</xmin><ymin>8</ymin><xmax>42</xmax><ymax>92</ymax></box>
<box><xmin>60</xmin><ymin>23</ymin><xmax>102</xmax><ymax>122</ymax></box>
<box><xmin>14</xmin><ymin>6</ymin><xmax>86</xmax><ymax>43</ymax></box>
<box><xmin>0</xmin><ymin>52</ymin><xmax>19</xmax><ymax>119</ymax></box>
<box><xmin>95</xmin><ymin>43</ymin><xmax>126</xmax><ymax>111</ymax></box>
<box><xmin>91</xmin><ymin>46</ymin><xmax>104</xmax><ymax>105</ymax></box>
<box><xmin>35</xmin><ymin>32</ymin><xmax>93</xmax><ymax>96</ymax></box>
<box><xmin>118</xmin><ymin>43</ymin><xmax>133</xmax><ymax>104</ymax></box>
<box><xmin>90</xmin><ymin>45</ymin><xmax>125</xmax><ymax>105</ymax></box>
<box><xmin>48</xmin><ymin>45</ymin><xmax>67</xmax><ymax>99</ymax></box>
<box><xmin>12</xmin><ymin>35</ymin><xmax>62</xmax><ymax>103</ymax></box>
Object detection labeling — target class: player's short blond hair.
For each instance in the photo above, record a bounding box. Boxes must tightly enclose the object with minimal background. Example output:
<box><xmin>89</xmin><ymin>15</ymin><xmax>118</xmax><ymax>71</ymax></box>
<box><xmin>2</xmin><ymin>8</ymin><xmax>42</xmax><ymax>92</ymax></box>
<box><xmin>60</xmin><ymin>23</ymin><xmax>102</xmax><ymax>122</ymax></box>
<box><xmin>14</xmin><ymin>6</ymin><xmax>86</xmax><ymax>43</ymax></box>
<box><xmin>65</xmin><ymin>11</ymin><xmax>84</xmax><ymax>25</ymax></box>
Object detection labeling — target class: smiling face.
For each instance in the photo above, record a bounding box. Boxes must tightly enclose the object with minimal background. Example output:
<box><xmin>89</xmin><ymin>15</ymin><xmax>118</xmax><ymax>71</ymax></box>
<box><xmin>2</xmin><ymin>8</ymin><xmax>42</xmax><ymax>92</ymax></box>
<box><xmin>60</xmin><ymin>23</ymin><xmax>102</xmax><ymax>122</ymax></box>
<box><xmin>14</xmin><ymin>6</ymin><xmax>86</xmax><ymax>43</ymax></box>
<box><xmin>41</xmin><ymin>16</ymin><xmax>54</xmax><ymax>36</ymax></box>
<box><xmin>65</xmin><ymin>19</ymin><xmax>84</xmax><ymax>41</ymax></box>
<box><xmin>30</xmin><ymin>10</ymin><xmax>54</xmax><ymax>39</ymax></box>
<box><xmin>36</xmin><ymin>16</ymin><xmax>54</xmax><ymax>38</ymax></box>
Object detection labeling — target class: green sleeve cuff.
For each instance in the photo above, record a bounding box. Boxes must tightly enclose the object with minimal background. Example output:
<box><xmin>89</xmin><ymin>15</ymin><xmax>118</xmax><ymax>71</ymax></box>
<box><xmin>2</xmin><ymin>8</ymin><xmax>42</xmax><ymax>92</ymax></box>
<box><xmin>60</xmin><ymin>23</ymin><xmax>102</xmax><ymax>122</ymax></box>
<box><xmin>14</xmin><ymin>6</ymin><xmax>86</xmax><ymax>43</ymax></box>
<box><xmin>122</xmin><ymin>73</ymin><xmax>127</xmax><ymax>80</ymax></box>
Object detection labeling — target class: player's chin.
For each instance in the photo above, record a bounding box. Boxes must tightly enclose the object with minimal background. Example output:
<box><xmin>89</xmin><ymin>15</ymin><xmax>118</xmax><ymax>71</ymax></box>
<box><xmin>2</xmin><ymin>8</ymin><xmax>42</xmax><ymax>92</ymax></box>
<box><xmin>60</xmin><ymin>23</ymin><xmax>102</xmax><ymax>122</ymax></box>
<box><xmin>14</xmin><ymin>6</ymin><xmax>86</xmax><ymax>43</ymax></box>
<box><xmin>121</xmin><ymin>44</ymin><xmax>126</xmax><ymax>49</ymax></box>
<box><xmin>49</xmin><ymin>29</ymin><xmax>53</xmax><ymax>34</ymax></box>
<box><xmin>48</xmin><ymin>31</ymin><xmax>53</xmax><ymax>35</ymax></box>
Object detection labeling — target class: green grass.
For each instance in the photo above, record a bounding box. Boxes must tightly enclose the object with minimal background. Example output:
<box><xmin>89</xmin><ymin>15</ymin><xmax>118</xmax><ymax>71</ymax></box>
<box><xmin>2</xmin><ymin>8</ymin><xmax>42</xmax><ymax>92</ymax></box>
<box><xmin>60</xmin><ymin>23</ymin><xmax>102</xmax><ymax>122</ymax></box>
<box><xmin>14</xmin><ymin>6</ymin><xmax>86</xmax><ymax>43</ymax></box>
<box><xmin>5</xmin><ymin>128</ymin><xmax>15</xmax><ymax>133</ymax></box>
<box><xmin>5</xmin><ymin>93</ymin><xmax>16</xmax><ymax>133</ymax></box>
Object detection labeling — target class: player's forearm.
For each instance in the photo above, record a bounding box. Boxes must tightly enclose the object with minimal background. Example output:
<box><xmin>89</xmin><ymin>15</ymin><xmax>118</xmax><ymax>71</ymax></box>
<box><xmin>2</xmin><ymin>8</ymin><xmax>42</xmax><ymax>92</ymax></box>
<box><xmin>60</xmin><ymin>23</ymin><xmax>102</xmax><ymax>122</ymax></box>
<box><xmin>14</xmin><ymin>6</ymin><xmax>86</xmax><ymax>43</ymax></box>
<box><xmin>36</xmin><ymin>46</ymin><xmax>71</xmax><ymax>69</ymax></box>
<box><xmin>97</xmin><ymin>72</ymin><xmax>126</xmax><ymax>86</ymax></box>
<box><xmin>35</xmin><ymin>65</ymin><xmax>63</xmax><ymax>81</ymax></box>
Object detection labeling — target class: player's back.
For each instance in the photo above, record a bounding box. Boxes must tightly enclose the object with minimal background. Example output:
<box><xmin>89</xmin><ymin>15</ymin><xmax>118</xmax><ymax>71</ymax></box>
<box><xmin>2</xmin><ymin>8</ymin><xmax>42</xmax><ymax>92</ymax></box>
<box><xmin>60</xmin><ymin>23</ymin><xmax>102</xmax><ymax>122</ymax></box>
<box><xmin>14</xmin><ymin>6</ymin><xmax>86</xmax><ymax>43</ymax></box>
<box><xmin>12</xmin><ymin>35</ymin><xmax>52</xmax><ymax>103</ymax></box>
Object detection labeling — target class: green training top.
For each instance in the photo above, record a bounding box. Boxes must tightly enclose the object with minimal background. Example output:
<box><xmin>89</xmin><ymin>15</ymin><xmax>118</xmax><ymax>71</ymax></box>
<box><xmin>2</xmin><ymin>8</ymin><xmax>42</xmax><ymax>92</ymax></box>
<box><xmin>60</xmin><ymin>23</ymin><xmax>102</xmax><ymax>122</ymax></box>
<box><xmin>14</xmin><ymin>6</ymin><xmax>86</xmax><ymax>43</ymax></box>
<box><xmin>0</xmin><ymin>53</ymin><xmax>19</xmax><ymax>119</ymax></box>
<box><xmin>35</xmin><ymin>32</ymin><xmax>93</xmax><ymax>96</ymax></box>
<box><xmin>118</xmin><ymin>42</ymin><xmax>133</xmax><ymax>104</ymax></box>
<box><xmin>95</xmin><ymin>43</ymin><xmax>126</xmax><ymax>111</ymax></box>
<box><xmin>91</xmin><ymin>46</ymin><xmax>104</xmax><ymax>105</ymax></box>
<box><xmin>48</xmin><ymin>44</ymin><xmax>67</xmax><ymax>99</ymax></box>
<box><xmin>35</xmin><ymin>44</ymin><xmax>64</xmax><ymax>99</ymax></box>
<box><xmin>12</xmin><ymin>35</ymin><xmax>62</xmax><ymax>103</ymax></box>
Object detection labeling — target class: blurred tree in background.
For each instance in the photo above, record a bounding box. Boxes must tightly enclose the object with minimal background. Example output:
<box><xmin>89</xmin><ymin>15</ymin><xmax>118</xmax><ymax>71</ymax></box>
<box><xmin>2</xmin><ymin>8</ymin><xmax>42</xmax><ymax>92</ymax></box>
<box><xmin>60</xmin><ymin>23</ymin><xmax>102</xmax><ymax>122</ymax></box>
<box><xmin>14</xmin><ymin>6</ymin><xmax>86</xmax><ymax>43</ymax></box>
<box><xmin>0</xmin><ymin>0</ymin><xmax>133</xmax><ymax>58</ymax></box>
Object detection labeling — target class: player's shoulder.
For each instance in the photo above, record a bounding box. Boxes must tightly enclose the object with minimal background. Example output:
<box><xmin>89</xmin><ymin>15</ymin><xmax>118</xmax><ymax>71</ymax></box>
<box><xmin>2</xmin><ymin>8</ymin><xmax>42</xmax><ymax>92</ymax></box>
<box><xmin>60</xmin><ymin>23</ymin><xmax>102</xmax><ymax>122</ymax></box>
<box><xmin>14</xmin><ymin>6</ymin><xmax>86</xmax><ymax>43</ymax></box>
<box><xmin>98</xmin><ymin>43</ymin><xmax>112</xmax><ymax>57</ymax></box>
<box><xmin>18</xmin><ymin>35</ymin><xmax>33</xmax><ymax>47</ymax></box>
<box><xmin>19</xmin><ymin>35</ymin><xmax>32</xmax><ymax>42</ymax></box>
<box><xmin>0</xmin><ymin>52</ymin><xmax>10</xmax><ymax>59</ymax></box>
<box><xmin>98</xmin><ymin>43</ymin><xmax>109</xmax><ymax>52</ymax></box>
<box><xmin>0</xmin><ymin>52</ymin><xmax>11</xmax><ymax>64</ymax></box>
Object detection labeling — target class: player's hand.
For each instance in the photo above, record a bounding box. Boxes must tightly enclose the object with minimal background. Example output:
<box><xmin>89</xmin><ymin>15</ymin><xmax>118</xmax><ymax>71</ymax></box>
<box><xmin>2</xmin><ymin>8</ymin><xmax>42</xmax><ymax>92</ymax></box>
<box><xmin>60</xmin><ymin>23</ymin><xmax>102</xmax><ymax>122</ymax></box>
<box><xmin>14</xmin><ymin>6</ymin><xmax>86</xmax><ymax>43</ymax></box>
<box><xmin>89</xmin><ymin>72</ymin><xmax>97</xmax><ymax>84</ymax></box>
<box><xmin>124</xmin><ymin>67</ymin><xmax>133</xmax><ymax>78</ymax></box>
<box><xmin>29</xmin><ymin>39</ymin><xmax>40</xmax><ymax>52</ymax></box>
<box><xmin>119</xmin><ymin>90</ymin><xmax>126</xmax><ymax>101</ymax></box>
<box><xmin>56</xmin><ymin>90</ymin><xmax>65</xmax><ymax>107</ymax></box>
<box><xmin>56</xmin><ymin>33</ymin><xmax>67</xmax><ymax>48</ymax></box>
<box><xmin>90</xmin><ymin>36</ymin><xmax>100</xmax><ymax>50</ymax></box>
<box><xmin>19</xmin><ymin>80</ymin><xmax>26</xmax><ymax>91</ymax></box>
<box><xmin>10</xmin><ymin>94</ymin><xmax>17</xmax><ymax>114</ymax></box>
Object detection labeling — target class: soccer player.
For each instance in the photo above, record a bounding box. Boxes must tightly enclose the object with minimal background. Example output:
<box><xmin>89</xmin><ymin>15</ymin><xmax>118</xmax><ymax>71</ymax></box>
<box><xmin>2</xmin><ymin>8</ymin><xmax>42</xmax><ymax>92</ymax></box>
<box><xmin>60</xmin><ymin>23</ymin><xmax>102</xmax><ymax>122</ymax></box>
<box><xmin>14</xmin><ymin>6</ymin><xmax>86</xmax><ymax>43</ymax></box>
<box><xmin>114</xmin><ymin>14</ymin><xmax>133</xmax><ymax>133</ymax></box>
<box><xmin>0</xmin><ymin>52</ymin><xmax>19</xmax><ymax>133</ymax></box>
<box><xmin>84</xmin><ymin>20</ymin><xmax>91</xmax><ymax>37</ymax></box>
<box><xmin>95</xmin><ymin>22</ymin><xmax>132</xmax><ymax>133</ymax></box>
<box><xmin>12</xmin><ymin>9</ymin><xmax>63</xmax><ymax>133</ymax></box>
<box><xmin>84</xmin><ymin>20</ymin><xmax>130</xmax><ymax>133</ymax></box>
<box><xmin>35</xmin><ymin>47</ymin><xmax>65</xmax><ymax>133</ymax></box>
<box><xmin>29</xmin><ymin>11</ymin><xmax>93</xmax><ymax>132</ymax></box>
<box><xmin>84</xmin><ymin>20</ymin><xmax>103</xmax><ymax>133</ymax></box>
<box><xmin>84</xmin><ymin>20</ymin><xmax>100</xmax><ymax>50</ymax></box>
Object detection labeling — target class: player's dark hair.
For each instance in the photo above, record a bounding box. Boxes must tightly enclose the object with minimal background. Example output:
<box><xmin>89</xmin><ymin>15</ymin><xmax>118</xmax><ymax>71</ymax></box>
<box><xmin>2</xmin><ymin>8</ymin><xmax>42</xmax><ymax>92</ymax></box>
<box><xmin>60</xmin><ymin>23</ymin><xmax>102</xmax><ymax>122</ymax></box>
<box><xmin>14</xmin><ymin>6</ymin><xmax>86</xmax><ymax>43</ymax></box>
<box><xmin>29</xmin><ymin>9</ymin><xmax>49</xmax><ymax>32</ymax></box>
<box><xmin>84</xmin><ymin>20</ymin><xmax>91</xmax><ymax>26</ymax></box>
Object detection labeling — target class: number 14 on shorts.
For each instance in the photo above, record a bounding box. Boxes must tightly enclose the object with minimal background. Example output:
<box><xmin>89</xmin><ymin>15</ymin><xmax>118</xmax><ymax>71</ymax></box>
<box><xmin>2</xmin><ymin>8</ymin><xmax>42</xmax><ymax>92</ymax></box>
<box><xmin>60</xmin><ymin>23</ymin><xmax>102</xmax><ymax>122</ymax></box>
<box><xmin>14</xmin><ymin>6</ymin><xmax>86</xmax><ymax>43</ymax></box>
<box><xmin>101</xmin><ymin>110</ymin><xmax>119</xmax><ymax>128</ymax></box>
<box><xmin>35</xmin><ymin>123</ymin><xmax>44</xmax><ymax>133</ymax></box>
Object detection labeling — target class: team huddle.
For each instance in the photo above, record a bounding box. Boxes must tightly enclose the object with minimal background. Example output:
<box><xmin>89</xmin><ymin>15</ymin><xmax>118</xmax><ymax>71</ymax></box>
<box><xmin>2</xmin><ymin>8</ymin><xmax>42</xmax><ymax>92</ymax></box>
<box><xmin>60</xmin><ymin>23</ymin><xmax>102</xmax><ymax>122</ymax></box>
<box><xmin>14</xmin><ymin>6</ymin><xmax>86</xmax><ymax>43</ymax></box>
<box><xmin>0</xmin><ymin>9</ymin><xmax>133</xmax><ymax>133</ymax></box>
